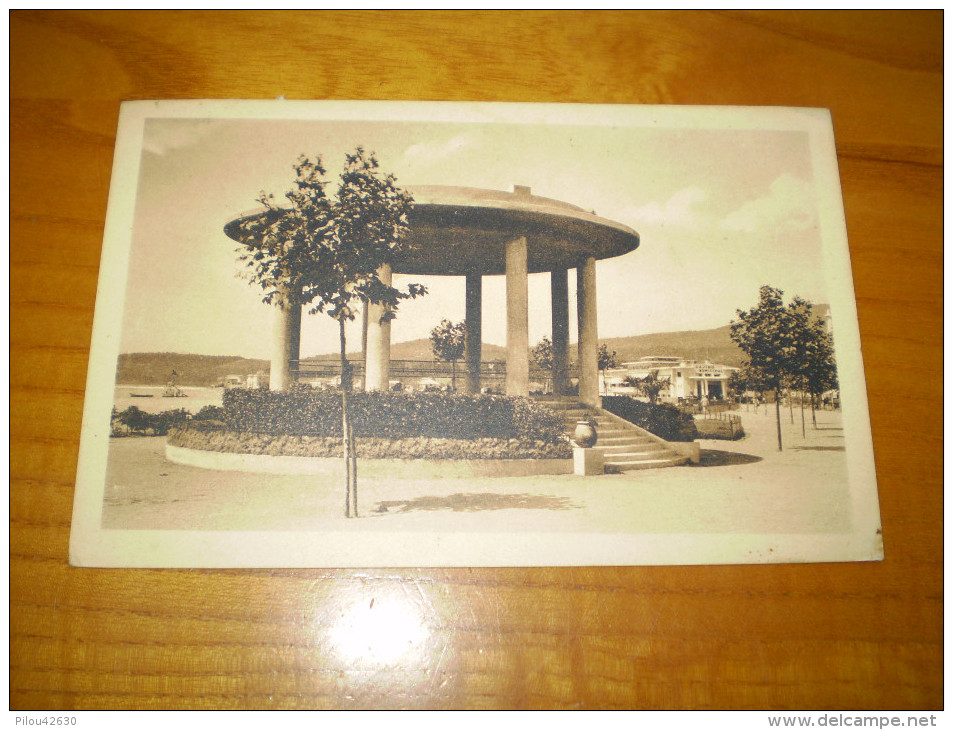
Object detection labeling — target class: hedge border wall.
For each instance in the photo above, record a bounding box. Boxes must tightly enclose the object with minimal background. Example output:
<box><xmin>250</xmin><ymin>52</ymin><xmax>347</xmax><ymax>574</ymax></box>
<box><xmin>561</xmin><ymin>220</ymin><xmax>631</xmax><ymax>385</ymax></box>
<box><xmin>220</xmin><ymin>389</ymin><xmax>567</xmax><ymax>443</ymax></box>
<box><xmin>601</xmin><ymin>396</ymin><xmax>698</xmax><ymax>442</ymax></box>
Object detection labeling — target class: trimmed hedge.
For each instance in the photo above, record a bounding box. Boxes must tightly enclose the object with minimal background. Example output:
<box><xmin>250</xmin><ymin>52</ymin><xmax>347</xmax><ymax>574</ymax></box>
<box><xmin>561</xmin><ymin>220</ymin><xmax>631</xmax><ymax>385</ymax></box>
<box><xmin>111</xmin><ymin>404</ymin><xmax>227</xmax><ymax>437</ymax></box>
<box><xmin>168</xmin><ymin>427</ymin><xmax>571</xmax><ymax>460</ymax></box>
<box><xmin>111</xmin><ymin>406</ymin><xmax>190</xmax><ymax>437</ymax></box>
<box><xmin>220</xmin><ymin>388</ymin><xmax>566</xmax><ymax>443</ymax></box>
<box><xmin>601</xmin><ymin>396</ymin><xmax>698</xmax><ymax>442</ymax></box>
<box><xmin>694</xmin><ymin>418</ymin><xmax>745</xmax><ymax>441</ymax></box>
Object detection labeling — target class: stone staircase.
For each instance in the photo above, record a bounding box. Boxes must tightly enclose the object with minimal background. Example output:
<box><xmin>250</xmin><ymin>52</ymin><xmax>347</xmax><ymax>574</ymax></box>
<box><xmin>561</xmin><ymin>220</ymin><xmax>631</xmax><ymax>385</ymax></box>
<box><xmin>537</xmin><ymin>396</ymin><xmax>690</xmax><ymax>472</ymax></box>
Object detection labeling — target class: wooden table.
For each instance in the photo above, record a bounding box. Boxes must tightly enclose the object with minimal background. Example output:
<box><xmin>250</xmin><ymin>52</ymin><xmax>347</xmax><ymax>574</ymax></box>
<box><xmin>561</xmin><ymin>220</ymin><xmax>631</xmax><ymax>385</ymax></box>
<box><xmin>11</xmin><ymin>11</ymin><xmax>942</xmax><ymax>710</ymax></box>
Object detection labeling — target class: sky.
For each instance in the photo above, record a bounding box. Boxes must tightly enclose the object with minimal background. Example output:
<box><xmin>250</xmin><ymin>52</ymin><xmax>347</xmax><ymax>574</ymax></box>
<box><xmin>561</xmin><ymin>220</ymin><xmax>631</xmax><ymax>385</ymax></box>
<box><xmin>117</xmin><ymin>109</ymin><xmax>836</xmax><ymax>359</ymax></box>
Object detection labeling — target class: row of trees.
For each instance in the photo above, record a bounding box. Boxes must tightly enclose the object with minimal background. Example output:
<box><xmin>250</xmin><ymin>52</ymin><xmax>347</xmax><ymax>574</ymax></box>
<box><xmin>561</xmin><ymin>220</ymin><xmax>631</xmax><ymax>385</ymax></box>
<box><xmin>533</xmin><ymin>339</ymin><xmax>669</xmax><ymax>403</ymax></box>
<box><xmin>530</xmin><ymin>337</ymin><xmax>620</xmax><ymax>394</ymax></box>
<box><xmin>729</xmin><ymin>285</ymin><xmax>838</xmax><ymax>451</ymax></box>
<box><xmin>428</xmin><ymin>321</ymin><xmax>625</xmax><ymax>396</ymax></box>
<box><xmin>427</xmin><ymin>286</ymin><xmax>837</xmax><ymax>453</ymax></box>
<box><xmin>233</xmin><ymin>149</ymin><xmax>427</xmax><ymax>517</ymax></box>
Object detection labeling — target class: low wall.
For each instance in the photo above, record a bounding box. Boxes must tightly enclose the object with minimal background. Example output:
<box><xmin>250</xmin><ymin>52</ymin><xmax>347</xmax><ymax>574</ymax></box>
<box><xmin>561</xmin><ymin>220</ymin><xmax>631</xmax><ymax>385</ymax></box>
<box><xmin>166</xmin><ymin>444</ymin><xmax>573</xmax><ymax>479</ymax></box>
<box><xmin>669</xmin><ymin>441</ymin><xmax>701</xmax><ymax>464</ymax></box>
<box><xmin>596</xmin><ymin>406</ymin><xmax>700</xmax><ymax>463</ymax></box>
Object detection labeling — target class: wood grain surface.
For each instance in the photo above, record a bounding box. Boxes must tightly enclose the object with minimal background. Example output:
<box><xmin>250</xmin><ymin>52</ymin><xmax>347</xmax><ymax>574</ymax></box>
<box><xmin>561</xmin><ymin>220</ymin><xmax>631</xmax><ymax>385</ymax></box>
<box><xmin>10</xmin><ymin>10</ymin><xmax>942</xmax><ymax>710</ymax></box>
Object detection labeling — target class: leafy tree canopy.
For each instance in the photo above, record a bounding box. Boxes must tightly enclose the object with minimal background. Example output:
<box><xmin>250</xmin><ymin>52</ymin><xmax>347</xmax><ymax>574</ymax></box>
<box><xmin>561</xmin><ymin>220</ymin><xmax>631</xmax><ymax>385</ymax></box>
<box><xmin>730</xmin><ymin>285</ymin><xmax>838</xmax><ymax>449</ymax></box>
<box><xmin>234</xmin><ymin>147</ymin><xmax>426</xmax><ymax>321</ymax></box>
<box><xmin>430</xmin><ymin>319</ymin><xmax>466</xmax><ymax>364</ymax></box>
<box><xmin>624</xmin><ymin>370</ymin><xmax>671</xmax><ymax>404</ymax></box>
<box><xmin>730</xmin><ymin>286</ymin><xmax>796</xmax><ymax>391</ymax></box>
<box><xmin>532</xmin><ymin>337</ymin><xmax>554</xmax><ymax>371</ymax></box>
<box><xmin>598</xmin><ymin>343</ymin><xmax>618</xmax><ymax>372</ymax></box>
<box><xmin>731</xmin><ymin>285</ymin><xmax>837</xmax><ymax>393</ymax></box>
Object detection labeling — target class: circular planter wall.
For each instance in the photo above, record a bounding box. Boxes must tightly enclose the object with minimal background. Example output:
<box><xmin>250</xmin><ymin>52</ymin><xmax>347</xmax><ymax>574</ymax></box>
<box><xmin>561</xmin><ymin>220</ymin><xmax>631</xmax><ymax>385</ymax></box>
<box><xmin>166</xmin><ymin>444</ymin><xmax>572</xmax><ymax>479</ymax></box>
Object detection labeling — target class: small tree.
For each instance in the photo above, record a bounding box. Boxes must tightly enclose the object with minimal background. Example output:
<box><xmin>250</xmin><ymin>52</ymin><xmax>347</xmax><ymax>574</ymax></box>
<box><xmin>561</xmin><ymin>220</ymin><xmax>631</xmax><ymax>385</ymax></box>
<box><xmin>531</xmin><ymin>336</ymin><xmax>554</xmax><ymax>393</ymax></box>
<box><xmin>790</xmin><ymin>300</ymin><xmax>838</xmax><ymax>429</ymax></box>
<box><xmin>598</xmin><ymin>344</ymin><xmax>619</xmax><ymax>395</ymax></box>
<box><xmin>729</xmin><ymin>364</ymin><xmax>770</xmax><ymax>410</ymax></box>
<box><xmin>624</xmin><ymin>370</ymin><xmax>670</xmax><ymax>404</ymax></box>
<box><xmin>429</xmin><ymin>319</ymin><xmax>466</xmax><ymax>391</ymax></box>
<box><xmin>532</xmin><ymin>336</ymin><xmax>554</xmax><ymax>372</ymax></box>
<box><xmin>786</xmin><ymin>297</ymin><xmax>814</xmax><ymax>435</ymax></box>
<box><xmin>730</xmin><ymin>285</ymin><xmax>799</xmax><ymax>451</ymax></box>
<box><xmin>234</xmin><ymin>148</ymin><xmax>426</xmax><ymax>517</ymax></box>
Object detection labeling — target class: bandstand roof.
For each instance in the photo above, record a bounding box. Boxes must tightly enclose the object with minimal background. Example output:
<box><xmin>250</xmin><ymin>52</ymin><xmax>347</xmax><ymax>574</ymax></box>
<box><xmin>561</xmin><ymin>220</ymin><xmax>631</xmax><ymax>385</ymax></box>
<box><xmin>224</xmin><ymin>185</ymin><xmax>639</xmax><ymax>277</ymax></box>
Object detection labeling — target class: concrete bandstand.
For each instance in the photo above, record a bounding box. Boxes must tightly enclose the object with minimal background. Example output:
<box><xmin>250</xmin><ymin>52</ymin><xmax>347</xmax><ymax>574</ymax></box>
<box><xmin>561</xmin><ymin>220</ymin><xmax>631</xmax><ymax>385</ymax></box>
<box><xmin>225</xmin><ymin>185</ymin><xmax>639</xmax><ymax>407</ymax></box>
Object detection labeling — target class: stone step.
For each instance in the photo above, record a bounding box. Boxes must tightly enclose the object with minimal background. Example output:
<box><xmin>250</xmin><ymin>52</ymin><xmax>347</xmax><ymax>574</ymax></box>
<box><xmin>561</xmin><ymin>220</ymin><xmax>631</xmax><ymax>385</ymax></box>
<box><xmin>606</xmin><ymin>456</ymin><xmax>689</xmax><ymax>471</ymax></box>
<box><xmin>594</xmin><ymin>433</ymin><xmax>654</xmax><ymax>444</ymax></box>
<box><xmin>595</xmin><ymin>443</ymin><xmax>670</xmax><ymax>456</ymax></box>
<box><xmin>596</xmin><ymin>429</ymin><xmax>656</xmax><ymax>442</ymax></box>
<box><xmin>605</xmin><ymin>450</ymin><xmax>684</xmax><ymax>462</ymax></box>
<box><xmin>589</xmin><ymin>424</ymin><xmax>626</xmax><ymax>432</ymax></box>
<box><xmin>597</xmin><ymin>440</ymin><xmax>669</xmax><ymax>452</ymax></box>
<box><xmin>604</xmin><ymin>454</ymin><xmax>678</xmax><ymax>466</ymax></box>
<box><xmin>544</xmin><ymin>400</ymin><xmax>690</xmax><ymax>471</ymax></box>
<box><xmin>563</xmin><ymin>419</ymin><xmax>620</xmax><ymax>430</ymax></box>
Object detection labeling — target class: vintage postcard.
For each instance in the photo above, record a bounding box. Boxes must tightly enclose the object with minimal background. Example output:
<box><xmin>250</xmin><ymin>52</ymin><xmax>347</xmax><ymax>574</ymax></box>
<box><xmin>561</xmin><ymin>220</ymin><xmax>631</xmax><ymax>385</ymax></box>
<box><xmin>69</xmin><ymin>100</ymin><xmax>882</xmax><ymax>567</ymax></box>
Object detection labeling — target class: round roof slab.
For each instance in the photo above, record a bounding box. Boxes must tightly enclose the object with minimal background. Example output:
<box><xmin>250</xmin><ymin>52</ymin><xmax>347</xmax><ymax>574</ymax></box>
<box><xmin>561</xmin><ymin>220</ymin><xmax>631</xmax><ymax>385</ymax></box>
<box><xmin>224</xmin><ymin>185</ymin><xmax>639</xmax><ymax>277</ymax></box>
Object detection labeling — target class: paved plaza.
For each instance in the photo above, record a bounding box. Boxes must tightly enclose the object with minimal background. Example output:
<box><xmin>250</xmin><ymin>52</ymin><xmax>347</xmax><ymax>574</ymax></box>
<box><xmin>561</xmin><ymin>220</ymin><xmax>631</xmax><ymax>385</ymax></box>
<box><xmin>102</xmin><ymin>406</ymin><xmax>853</xmax><ymax>537</ymax></box>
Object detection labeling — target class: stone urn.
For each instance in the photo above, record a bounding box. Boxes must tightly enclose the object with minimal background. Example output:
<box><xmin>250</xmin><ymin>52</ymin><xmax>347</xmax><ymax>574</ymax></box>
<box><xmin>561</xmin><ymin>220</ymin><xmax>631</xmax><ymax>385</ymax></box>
<box><xmin>572</xmin><ymin>420</ymin><xmax>598</xmax><ymax>448</ymax></box>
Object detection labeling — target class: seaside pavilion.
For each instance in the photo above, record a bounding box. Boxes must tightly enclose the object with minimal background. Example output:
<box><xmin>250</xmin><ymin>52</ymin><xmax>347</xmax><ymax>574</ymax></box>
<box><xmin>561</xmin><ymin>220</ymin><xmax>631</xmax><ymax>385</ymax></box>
<box><xmin>224</xmin><ymin>185</ymin><xmax>640</xmax><ymax>407</ymax></box>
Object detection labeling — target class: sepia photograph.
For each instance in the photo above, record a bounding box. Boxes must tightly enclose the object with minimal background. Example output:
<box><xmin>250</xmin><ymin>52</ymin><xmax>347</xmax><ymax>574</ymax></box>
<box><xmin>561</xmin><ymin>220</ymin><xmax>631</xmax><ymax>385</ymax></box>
<box><xmin>69</xmin><ymin>100</ymin><xmax>882</xmax><ymax>567</ymax></box>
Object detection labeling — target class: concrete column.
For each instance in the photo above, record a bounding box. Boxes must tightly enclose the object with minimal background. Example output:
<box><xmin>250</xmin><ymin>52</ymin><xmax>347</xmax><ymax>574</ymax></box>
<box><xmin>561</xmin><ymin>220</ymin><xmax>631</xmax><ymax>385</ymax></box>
<box><xmin>505</xmin><ymin>236</ymin><xmax>529</xmax><ymax>397</ymax></box>
<box><xmin>576</xmin><ymin>256</ymin><xmax>599</xmax><ymax>407</ymax></box>
<box><xmin>464</xmin><ymin>273</ymin><xmax>483</xmax><ymax>394</ymax></box>
<box><xmin>551</xmin><ymin>268</ymin><xmax>570</xmax><ymax>396</ymax></box>
<box><xmin>270</xmin><ymin>285</ymin><xmax>299</xmax><ymax>391</ymax></box>
<box><xmin>364</xmin><ymin>263</ymin><xmax>392</xmax><ymax>391</ymax></box>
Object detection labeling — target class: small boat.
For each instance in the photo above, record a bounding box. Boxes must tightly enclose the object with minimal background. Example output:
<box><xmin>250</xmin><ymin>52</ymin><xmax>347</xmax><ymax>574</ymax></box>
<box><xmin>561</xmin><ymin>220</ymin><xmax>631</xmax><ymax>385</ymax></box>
<box><xmin>130</xmin><ymin>393</ymin><xmax>154</xmax><ymax>398</ymax></box>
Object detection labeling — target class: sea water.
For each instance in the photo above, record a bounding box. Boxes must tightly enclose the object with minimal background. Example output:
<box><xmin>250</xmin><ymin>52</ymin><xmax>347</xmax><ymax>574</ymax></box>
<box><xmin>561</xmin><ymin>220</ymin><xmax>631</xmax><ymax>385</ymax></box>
<box><xmin>113</xmin><ymin>385</ymin><xmax>224</xmax><ymax>414</ymax></box>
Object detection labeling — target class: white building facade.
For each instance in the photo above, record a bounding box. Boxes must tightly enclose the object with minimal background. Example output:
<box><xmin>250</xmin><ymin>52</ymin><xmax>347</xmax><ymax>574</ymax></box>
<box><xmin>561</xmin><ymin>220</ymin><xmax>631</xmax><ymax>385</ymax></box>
<box><xmin>603</xmin><ymin>356</ymin><xmax>739</xmax><ymax>402</ymax></box>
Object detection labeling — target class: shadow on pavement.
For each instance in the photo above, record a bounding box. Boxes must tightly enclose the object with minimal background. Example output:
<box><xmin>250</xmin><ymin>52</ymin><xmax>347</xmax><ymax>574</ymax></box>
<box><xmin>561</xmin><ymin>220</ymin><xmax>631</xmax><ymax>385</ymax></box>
<box><xmin>695</xmin><ymin>450</ymin><xmax>764</xmax><ymax>467</ymax></box>
<box><xmin>374</xmin><ymin>492</ymin><xmax>578</xmax><ymax>514</ymax></box>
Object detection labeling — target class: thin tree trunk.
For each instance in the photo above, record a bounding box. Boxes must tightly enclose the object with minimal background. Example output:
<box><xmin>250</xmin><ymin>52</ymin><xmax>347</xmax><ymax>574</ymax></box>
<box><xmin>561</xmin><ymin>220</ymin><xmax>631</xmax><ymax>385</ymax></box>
<box><xmin>340</xmin><ymin>317</ymin><xmax>353</xmax><ymax>518</ymax></box>
<box><xmin>349</xmin><ymin>420</ymin><xmax>358</xmax><ymax>517</ymax></box>
<box><xmin>811</xmin><ymin>391</ymin><xmax>817</xmax><ymax>428</ymax></box>
<box><xmin>775</xmin><ymin>394</ymin><xmax>783</xmax><ymax>452</ymax></box>
<box><xmin>800</xmin><ymin>378</ymin><xmax>806</xmax><ymax>438</ymax></box>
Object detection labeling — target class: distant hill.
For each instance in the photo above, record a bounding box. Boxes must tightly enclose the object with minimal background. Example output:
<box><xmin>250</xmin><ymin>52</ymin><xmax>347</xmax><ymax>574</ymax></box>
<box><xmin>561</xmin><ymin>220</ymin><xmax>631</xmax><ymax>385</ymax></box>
<box><xmin>116</xmin><ymin>352</ymin><xmax>268</xmax><ymax>386</ymax></box>
<box><xmin>358</xmin><ymin>332</ymin><xmax>745</xmax><ymax>367</ymax></box>
<box><xmin>117</xmin><ymin>304</ymin><xmax>831</xmax><ymax>385</ymax></box>
<box><xmin>299</xmin><ymin>339</ymin><xmax>508</xmax><ymax>364</ymax></box>
<box><xmin>116</xmin><ymin>325</ymin><xmax>742</xmax><ymax>386</ymax></box>
<box><xmin>599</xmin><ymin>325</ymin><xmax>745</xmax><ymax>368</ymax></box>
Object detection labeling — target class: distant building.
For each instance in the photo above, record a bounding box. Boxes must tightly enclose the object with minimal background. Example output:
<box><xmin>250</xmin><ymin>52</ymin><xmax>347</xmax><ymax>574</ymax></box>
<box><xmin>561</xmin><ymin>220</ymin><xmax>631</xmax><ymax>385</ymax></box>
<box><xmin>603</xmin><ymin>356</ymin><xmax>739</xmax><ymax>401</ymax></box>
<box><xmin>223</xmin><ymin>373</ymin><xmax>265</xmax><ymax>389</ymax></box>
